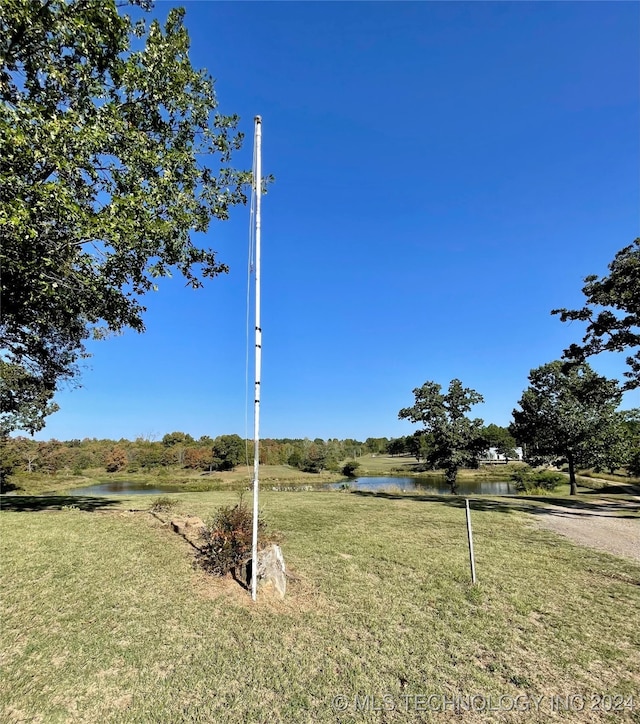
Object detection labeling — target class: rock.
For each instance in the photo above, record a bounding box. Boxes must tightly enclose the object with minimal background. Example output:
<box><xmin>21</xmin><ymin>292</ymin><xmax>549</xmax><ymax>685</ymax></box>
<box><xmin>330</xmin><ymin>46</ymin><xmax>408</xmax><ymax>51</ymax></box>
<box><xmin>184</xmin><ymin>516</ymin><xmax>205</xmax><ymax>533</ymax></box>
<box><xmin>170</xmin><ymin>517</ymin><xmax>185</xmax><ymax>535</ymax></box>
<box><xmin>256</xmin><ymin>544</ymin><xmax>286</xmax><ymax>598</ymax></box>
<box><xmin>170</xmin><ymin>516</ymin><xmax>206</xmax><ymax>548</ymax></box>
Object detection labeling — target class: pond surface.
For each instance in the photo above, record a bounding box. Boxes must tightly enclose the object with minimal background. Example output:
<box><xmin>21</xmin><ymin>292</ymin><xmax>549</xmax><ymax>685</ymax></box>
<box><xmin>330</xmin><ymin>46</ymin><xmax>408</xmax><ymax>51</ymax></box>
<box><xmin>65</xmin><ymin>481</ymin><xmax>177</xmax><ymax>496</ymax></box>
<box><xmin>331</xmin><ymin>476</ymin><xmax>516</xmax><ymax>495</ymax></box>
<box><xmin>66</xmin><ymin>475</ymin><xmax>515</xmax><ymax>497</ymax></box>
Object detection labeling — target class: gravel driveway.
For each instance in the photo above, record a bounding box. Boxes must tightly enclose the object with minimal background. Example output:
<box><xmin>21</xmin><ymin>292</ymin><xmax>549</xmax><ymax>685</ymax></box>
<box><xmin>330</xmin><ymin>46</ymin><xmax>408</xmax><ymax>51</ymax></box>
<box><xmin>530</xmin><ymin>496</ymin><xmax>640</xmax><ymax>563</ymax></box>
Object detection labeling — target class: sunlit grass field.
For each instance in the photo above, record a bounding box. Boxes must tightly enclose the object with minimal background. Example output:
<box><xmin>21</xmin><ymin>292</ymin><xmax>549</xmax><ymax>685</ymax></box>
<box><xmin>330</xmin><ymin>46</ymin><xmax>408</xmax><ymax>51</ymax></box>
<box><xmin>2</xmin><ymin>489</ymin><xmax>639</xmax><ymax>722</ymax></box>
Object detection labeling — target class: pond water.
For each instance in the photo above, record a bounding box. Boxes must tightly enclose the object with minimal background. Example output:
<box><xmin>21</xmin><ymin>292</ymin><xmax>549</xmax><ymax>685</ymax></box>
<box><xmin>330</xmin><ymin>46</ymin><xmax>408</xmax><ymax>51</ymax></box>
<box><xmin>67</xmin><ymin>476</ymin><xmax>515</xmax><ymax>497</ymax></box>
<box><xmin>66</xmin><ymin>481</ymin><xmax>176</xmax><ymax>496</ymax></box>
<box><xmin>330</xmin><ymin>476</ymin><xmax>515</xmax><ymax>495</ymax></box>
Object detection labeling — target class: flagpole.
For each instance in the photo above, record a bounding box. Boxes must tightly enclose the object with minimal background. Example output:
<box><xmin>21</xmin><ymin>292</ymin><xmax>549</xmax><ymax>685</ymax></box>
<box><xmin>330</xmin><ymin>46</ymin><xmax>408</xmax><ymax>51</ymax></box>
<box><xmin>251</xmin><ymin>115</ymin><xmax>262</xmax><ymax>602</ymax></box>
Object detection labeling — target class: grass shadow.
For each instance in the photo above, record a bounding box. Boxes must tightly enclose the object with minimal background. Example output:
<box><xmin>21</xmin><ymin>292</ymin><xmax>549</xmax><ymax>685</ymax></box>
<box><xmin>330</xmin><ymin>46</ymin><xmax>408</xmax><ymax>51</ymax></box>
<box><xmin>349</xmin><ymin>490</ymin><xmax>640</xmax><ymax>519</ymax></box>
<box><xmin>0</xmin><ymin>494</ymin><xmax>122</xmax><ymax>512</ymax></box>
<box><xmin>583</xmin><ymin>483</ymin><xmax>640</xmax><ymax>496</ymax></box>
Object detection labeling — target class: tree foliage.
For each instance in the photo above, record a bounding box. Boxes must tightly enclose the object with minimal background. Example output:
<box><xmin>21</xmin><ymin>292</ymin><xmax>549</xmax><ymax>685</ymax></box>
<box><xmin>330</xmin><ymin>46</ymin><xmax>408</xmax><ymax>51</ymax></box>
<box><xmin>211</xmin><ymin>434</ymin><xmax>244</xmax><ymax>471</ymax></box>
<box><xmin>481</xmin><ymin>424</ymin><xmax>518</xmax><ymax>461</ymax></box>
<box><xmin>398</xmin><ymin>379</ymin><xmax>485</xmax><ymax>493</ymax></box>
<box><xmin>552</xmin><ymin>238</ymin><xmax>640</xmax><ymax>389</ymax></box>
<box><xmin>588</xmin><ymin>409</ymin><xmax>638</xmax><ymax>475</ymax></box>
<box><xmin>162</xmin><ymin>431</ymin><xmax>194</xmax><ymax>447</ymax></box>
<box><xmin>0</xmin><ymin>0</ymin><xmax>250</xmax><ymax>433</ymax></box>
<box><xmin>510</xmin><ymin>361</ymin><xmax>624</xmax><ymax>494</ymax></box>
<box><xmin>510</xmin><ymin>468</ymin><xmax>563</xmax><ymax>494</ymax></box>
<box><xmin>342</xmin><ymin>460</ymin><xmax>360</xmax><ymax>477</ymax></box>
<box><xmin>104</xmin><ymin>445</ymin><xmax>128</xmax><ymax>473</ymax></box>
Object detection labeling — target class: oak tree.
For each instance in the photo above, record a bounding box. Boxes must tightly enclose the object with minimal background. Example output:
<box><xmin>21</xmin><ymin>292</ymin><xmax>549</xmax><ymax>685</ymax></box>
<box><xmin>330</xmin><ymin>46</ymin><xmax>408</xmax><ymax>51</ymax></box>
<box><xmin>399</xmin><ymin>379</ymin><xmax>485</xmax><ymax>494</ymax></box>
<box><xmin>510</xmin><ymin>361</ymin><xmax>623</xmax><ymax>494</ymax></box>
<box><xmin>552</xmin><ymin>238</ymin><xmax>640</xmax><ymax>389</ymax></box>
<box><xmin>0</xmin><ymin>0</ymin><xmax>250</xmax><ymax>433</ymax></box>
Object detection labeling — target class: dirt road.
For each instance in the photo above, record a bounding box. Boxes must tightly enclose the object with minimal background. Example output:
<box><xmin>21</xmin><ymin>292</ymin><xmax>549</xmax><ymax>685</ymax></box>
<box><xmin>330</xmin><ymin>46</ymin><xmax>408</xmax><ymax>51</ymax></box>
<box><xmin>530</xmin><ymin>495</ymin><xmax>640</xmax><ymax>563</ymax></box>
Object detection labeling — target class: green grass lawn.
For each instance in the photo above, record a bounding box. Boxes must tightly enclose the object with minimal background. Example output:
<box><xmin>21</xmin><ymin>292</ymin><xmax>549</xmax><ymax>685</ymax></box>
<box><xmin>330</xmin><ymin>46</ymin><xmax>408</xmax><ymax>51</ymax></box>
<box><xmin>2</xmin><ymin>490</ymin><xmax>639</xmax><ymax>722</ymax></box>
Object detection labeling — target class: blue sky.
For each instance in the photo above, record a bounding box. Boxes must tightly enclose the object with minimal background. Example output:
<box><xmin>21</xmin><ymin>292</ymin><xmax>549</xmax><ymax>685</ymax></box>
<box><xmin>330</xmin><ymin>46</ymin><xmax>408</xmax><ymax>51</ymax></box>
<box><xmin>39</xmin><ymin>1</ymin><xmax>639</xmax><ymax>442</ymax></box>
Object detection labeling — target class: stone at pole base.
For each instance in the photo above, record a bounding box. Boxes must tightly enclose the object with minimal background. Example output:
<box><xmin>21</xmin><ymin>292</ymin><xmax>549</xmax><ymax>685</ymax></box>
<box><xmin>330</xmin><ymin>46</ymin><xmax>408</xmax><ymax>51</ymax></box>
<box><xmin>256</xmin><ymin>544</ymin><xmax>286</xmax><ymax>598</ymax></box>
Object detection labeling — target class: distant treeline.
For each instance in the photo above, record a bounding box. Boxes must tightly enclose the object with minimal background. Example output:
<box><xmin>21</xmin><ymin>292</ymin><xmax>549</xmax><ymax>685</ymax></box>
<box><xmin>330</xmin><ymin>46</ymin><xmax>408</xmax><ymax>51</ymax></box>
<box><xmin>0</xmin><ymin>426</ymin><xmax>520</xmax><ymax>480</ymax></box>
<box><xmin>1</xmin><ymin>433</ymin><xmax>379</xmax><ymax>477</ymax></box>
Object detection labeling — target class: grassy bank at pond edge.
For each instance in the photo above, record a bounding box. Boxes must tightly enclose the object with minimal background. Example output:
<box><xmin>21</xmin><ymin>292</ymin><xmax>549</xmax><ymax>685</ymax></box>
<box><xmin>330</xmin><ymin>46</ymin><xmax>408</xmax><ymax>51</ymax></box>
<box><xmin>1</xmin><ymin>489</ymin><xmax>639</xmax><ymax>722</ymax></box>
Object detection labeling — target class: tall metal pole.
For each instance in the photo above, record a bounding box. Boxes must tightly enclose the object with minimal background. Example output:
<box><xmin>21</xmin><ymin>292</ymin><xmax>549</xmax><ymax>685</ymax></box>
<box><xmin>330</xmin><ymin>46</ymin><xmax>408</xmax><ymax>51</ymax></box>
<box><xmin>251</xmin><ymin>116</ymin><xmax>262</xmax><ymax>602</ymax></box>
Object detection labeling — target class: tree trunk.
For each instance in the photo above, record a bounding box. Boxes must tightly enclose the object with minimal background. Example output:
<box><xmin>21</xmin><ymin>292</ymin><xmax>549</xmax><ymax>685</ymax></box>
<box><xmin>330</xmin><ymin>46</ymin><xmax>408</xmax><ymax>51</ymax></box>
<box><xmin>446</xmin><ymin>465</ymin><xmax>459</xmax><ymax>495</ymax></box>
<box><xmin>567</xmin><ymin>451</ymin><xmax>578</xmax><ymax>495</ymax></box>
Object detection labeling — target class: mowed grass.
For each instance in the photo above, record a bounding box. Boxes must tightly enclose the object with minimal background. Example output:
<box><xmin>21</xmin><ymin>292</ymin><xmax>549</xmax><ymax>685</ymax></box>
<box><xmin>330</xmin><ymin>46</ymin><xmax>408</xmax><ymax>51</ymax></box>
<box><xmin>1</xmin><ymin>491</ymin><xmax>639</xmax><ymax>723</ymax></box>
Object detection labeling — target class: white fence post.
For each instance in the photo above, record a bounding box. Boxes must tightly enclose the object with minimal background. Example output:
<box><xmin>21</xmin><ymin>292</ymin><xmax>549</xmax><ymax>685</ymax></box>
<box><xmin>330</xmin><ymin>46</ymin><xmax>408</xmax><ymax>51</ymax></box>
<box><xmin>465</xmin><ymin>498</ymin><xmax>477</xmax><ymax>584</ymax></box>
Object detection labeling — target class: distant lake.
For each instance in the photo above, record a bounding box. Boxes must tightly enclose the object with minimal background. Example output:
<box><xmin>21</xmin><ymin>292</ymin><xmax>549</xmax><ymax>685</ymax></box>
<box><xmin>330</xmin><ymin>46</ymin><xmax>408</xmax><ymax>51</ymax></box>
<box><xmin>330</xmin><ymin>476</ymin><xmax>516</xmax><ymax>495</ymax></box>
<box><xmin>66</xmin><ymin>475</ymin><xmax>516</xmax><ymax>497</ymax></box>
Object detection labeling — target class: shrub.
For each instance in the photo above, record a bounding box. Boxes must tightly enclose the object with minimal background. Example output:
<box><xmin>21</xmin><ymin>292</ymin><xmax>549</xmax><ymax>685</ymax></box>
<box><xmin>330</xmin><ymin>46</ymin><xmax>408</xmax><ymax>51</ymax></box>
<box><xmin>518</xmin><ymin>485</ymin><xmax>554</xmax><ymax>496</ymax></box>
<box><xmin>179</xmin><ymin>479</ymin><xmax>224</xmax><ymax>492</ymax></box>
<box><xmin>198</xmin><ymin>497</ymin><xmax>267</xmax><ymax>576</ymax></box>
<box><xmin>342</xmin><ymin>460</ymin><xmax>360</xmax><ymax>477</ymax></box>
<box><xmin>511</xmin><ymin>468</ymin><xmax>563</xmax><ymax>494</ymax></box>
<box><xmin>150</xmin><ymin>496</ymin><xmax>179</xmax><ymax>513</ymax></box>
<box><xmin>325</xmin><ymin>458</ymin><xmax>341</xmax><ymax>473</ymax></box>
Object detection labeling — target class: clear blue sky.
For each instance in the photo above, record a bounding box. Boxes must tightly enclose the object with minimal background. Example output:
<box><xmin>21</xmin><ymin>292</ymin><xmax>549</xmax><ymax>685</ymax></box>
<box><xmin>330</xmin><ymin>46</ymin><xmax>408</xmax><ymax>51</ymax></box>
<box><xmin>38</xmin><ymin>1</ymin><xmax>639</xmax><ymax>442</ymax></box>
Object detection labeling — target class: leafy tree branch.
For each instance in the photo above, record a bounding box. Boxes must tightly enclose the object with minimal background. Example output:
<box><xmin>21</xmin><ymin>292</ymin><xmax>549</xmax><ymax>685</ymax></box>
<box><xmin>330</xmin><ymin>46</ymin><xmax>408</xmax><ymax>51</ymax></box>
<box><xmin>1</xmin><ymin>0</ymin><xmax>255</xmax><ymax>433</ymax></box>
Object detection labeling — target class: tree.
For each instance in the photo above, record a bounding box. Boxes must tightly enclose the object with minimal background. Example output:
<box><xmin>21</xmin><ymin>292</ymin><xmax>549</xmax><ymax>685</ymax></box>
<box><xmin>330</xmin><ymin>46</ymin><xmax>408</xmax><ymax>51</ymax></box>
<box><xmin>342</xmin><ymin>460</ymin><xmax>360</xmax><ymax>477</ymax></box>
<box><xmin>406</xmin><ymin>431</ymin><xmax>434</xmax><ymax>462</ymax></box>
<box><xmin>9</xmin><ymin>435</ymin><xmax>39</xmax><ymax>473</ymax></box>
<box><xmin>510</xmin><ymin>361</ymin><xmax>623</xmax><ymax>495</ymax></box>
<box><xmin>301</xmin><ymin>441</ymin><xmax>328</xmax><ymax>473</ymax></box>
<box><xmin>387</xmin><ymin>437</ymin><xmax>407</xmax><ymax>457</ymax></box>
<box><xmin>0</xmin><ymin>0</ymin><xmax>251</xmax><ymax>434</ymax></box>
<box><xmin>364</xmin><ymin>437</ymin><xmax>389</xmax><ymax>455</ymax></box>
<box><xmin>184</xmin><ymin>446</ymin><xmax>213</xmax><ymax>471</ymax></box>
<box><xmin>552</xmin><ymin>238</ymin><xmax>640</xmax><ymax>389</ymax></box>
<box><xmin>162</xmin><ymin>431</ymin><xmax>194</xmax><ymax>447</ymax></box>
<box><xmin>588</xmin><ymin>411</ymin><xmax>637</xmax><ymax>475</ymax></box>
<box><xmin>287</xmin><ymin>448</ymin><xmax>304</xmax><ymax>469</ymax></box>
<box><xmin>398</xmin><ymin>379</ymin><xmax>485</xmax><ymax>494</ymax></box>
<box><xmin>481</xmin><ymin>424</ymin><xmax>518</xmax><ymax>461</ymax></box>
<box><xmin>105</xmin><ymin>445</ymin><xmax>128</xmax><ymax>473</ymax></box>
<box><xmin>0</xmin><ymin>434</ymin><xmax>20</xmax><ymax>491</ymax></box>
<box><xmin>132</xmin><ymin>439</ymin><xmax>163</xmax><ymax>470</ymax></box>
<box><xmin>621</xmin><ymin>415</ymin><xmax>640</xmax><ymax>477</ymax></box>
<box><xmin>212</xmin><ymin>434</ymin><xmax>244</xmax><ymax>471</ymax></box>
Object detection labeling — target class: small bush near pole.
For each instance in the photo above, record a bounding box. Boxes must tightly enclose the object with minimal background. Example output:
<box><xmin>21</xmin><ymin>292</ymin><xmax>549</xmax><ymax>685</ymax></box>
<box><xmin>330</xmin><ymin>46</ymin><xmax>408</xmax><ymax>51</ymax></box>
<box><xmin>198</xmin><ymin>497</ymin><xmax>268</xmax><ymax>577</ymax></box>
